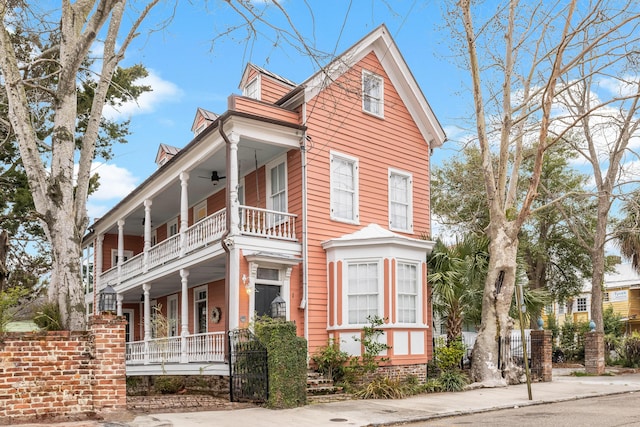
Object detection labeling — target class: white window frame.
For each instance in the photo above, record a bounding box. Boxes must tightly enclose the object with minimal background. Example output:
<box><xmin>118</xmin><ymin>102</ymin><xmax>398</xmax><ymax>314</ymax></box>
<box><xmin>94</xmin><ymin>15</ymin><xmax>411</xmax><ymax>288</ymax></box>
<box><xmin>82</xmin><ymin>242</ymin><xmax>95</xmax><ymax>294</ymax></box>
<box><xmin>168</xmin><ymin>217</ymin><xmax>179</xmax><ymax>237</ymax></box>
<box><xmin>193</xmin><ymin>199</ymin><xmax>207</xmax><ymax>223</ymax></box>
<box><xmin>388</xmin><ymin>168</ymin><xmax>413</xmax><ymax>233</ymax></box>
<box><xmin>345</xmin><ymin>260</ymin><xmax>382</xmax><ymax>325</ymax></box>
<box><xmin>194</xmin><ymin>285</ymin><xmax>208</xmax><ymax>334</ymax></box>
<box><xmin>238</xmin><ymin>177</ymin><xmax>246</xmax><ymax>206</ymax></box>
<box><xmin>151</xmin><ymin>229</ymin><xmax>157</xmax><ymax>247</ymax></box>
<box><xmin>396</xmin><ymin>261</ymin><xmax>419</xmax><ymax>324</ymax></box>
<box><xmin>362</xmin><ymin>70</ymin><xmax>384</xmax><ymax>117</ymax></box>
<box><xmin>110</xmin><ymin>249</ymin><xmax>133</xmax><ymax>268</ymax></box>
<box><xmin>330</xmin><ymin>151</ymin><xmax>359</xmax><ymax>224</ymax></box>
<box><xmin>243</xmin><ymin>76</ymin><xmax>261</xmax><ymax>100</ymax></box>
<box><xmin>167</xmin><ymin>295</ymin><xmax>179</xmax><ymax>337</ymax></box>
<box><xmin>576</xmin><ymin>297</ymin><xmax>588</xmax><ymax>312</ymax></box>
<box><xmin>266</xmin><ymin>156</ymin><xmax>288</xmax><ymax>216</ymax></box>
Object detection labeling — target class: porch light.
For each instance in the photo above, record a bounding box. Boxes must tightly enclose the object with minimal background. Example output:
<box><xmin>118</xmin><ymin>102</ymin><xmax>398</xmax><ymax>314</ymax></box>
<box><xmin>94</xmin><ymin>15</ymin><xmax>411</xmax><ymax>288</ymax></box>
<box><xmin>98</xmin><ymin>285</ymin><xmax>117</xmax><ymax>314</ymax></box>
<box><xmin>270</xmin><ymin>294</ymin><xmax>286</xmax><ymax>319</ymax></box>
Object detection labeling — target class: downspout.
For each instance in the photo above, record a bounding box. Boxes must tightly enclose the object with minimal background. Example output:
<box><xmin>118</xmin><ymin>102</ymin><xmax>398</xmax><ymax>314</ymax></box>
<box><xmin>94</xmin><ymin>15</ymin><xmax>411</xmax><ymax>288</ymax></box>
<box><xmin>300</xmin><ymin>102</ymin><xmax>309</xmax><ymax>345</ymax></box>
<box><xmin>220</xmin><ymin>121</ymin><xmax>232</xmax><ymax>361</ymax></box>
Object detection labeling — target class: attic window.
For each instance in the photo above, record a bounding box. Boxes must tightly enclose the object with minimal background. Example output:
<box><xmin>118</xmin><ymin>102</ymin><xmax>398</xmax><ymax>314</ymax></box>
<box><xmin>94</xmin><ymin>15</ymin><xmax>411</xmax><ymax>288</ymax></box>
<box><xmin>244</xmin><ymin>77</ymin><xmax>260</xmax><ymax>100</ymax></box>
<box><xmin>362</xmin><ymin>70</ymin><xmax>383</xmax><ymax>117</ymax></box>
<box><xmin>194</xmin><ymin>123</ymin><xmax>206</xmax><ymax>136</ymax></box>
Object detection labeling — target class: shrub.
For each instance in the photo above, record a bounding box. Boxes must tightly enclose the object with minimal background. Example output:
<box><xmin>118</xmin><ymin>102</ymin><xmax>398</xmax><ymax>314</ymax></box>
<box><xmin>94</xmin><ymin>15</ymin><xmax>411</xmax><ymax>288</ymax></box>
<box><xmin>603</xmin><ymin>306</ymin><xmax>624</xmax><ymax>337</ymax></box>
<box><xmin>351</xmin><ymin>315</ymin><xmax>391</xmax><ymax>374</ymax></box>
<box><xmin>621</xmin><ymin>332</ymin><xmax>640</xmax><ymax>368</ymax></box>
<box><xmin>153</xmin><ymin>376</ymin><xmax>184</xmax><ymax>394</ymax></box>
<box><xmin>433</xmin><ymin>337</ymin><xmax>465</xmax><ymax>372</ymax></box>
<box><xmin>423</xmin><ymin>378</ymin><xmax>443</xmax><ymax>393</ymax></box>
<box><xmin>311</xmin><ymin>338</ymin><xmax>350</xmax><ymax>383</ymax></box>
<box><xmin>438</xmin><ymin>370</ymin><xmax>468</xmax><ymax>392</ymax></box>
<box><xmin>0</xmin><ymin>286</ymin><xmax>30</xmax><ymax>332</ymax></box>
<box><xmin>353</xmin><ymin>376</ymin><xmax>406</xmax><ymax>399</ymax></box>
<box><xmin>559</xmin><ymin>319</ymin><xmax>589</xmax><ymax>362</ymax></box>
<box><xmin>33</xmin><ymin>301</ymin><xmax>63</xmax><ymax>331</ymax></box>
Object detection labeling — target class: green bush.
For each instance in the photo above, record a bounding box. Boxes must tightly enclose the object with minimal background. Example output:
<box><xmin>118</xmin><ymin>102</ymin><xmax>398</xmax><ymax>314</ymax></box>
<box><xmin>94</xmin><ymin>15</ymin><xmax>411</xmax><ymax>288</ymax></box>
<box><xmin>351</xmin><ymin>315</ymin><xmax>391</xmax><ymax>374</ymax></box>
<box><xmin>255</xmin><ymin>318</ymin><xmax>307</xmax><ymax>409</ymax></box>
<box><xmin>621</xmin><ymin>332</ymin><xmax>640</xmax><ymax>368</ymax></box>
<box><xmin>603</xmin><ymin>306</ymin><xmax>624</xmax><ymax>337</ymax></box>
<box><xmin>33</xmin><ymin>301</ymin><xmax>63</xmax><ymax>331</ymax></box>
<box><xmin>559</xmin><ymin>319</ymin><xmax>590</xmax><ymax>362</ymax></box>
<box><xmin>433</xmin><ymin>337</ymin><xmax>465</xmax><ymax>371</ymax></box>
<box><xmin>424</xmin><ymin>378</ymin><xmax>443</xmax><ymax>393</ymax></box>
<box><xmin>353</xmin><ymin>376</ymin><xmax>406</xmax><ymax>399</ymax></box>
<box><xmin>153</xmin><ymin>376</ymin><xmax>184</xmax><ymax>394</ymax></box>
<box><xmin>438</xmin><ymin>370</ymin><xmax>468</xmax><ymax>392</ymax></box>
<box><xmin>311</xmin><ymin>338</ymin><xmax>350</xmax><ymax>383</ymax></box>
<box><xmin>0</xmin><ymin>286</ymin><xmax>30</xmax><ymax>332</ymax></box>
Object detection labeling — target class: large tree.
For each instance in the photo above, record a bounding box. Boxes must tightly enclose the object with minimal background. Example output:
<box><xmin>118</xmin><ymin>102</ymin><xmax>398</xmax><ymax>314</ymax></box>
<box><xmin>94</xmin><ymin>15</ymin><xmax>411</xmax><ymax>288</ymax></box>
<box><xmin>0</xmin><ymin>0</ymin><xmax>161</xmax><ymax>330</ymax></box>
<box><xmin>449</xmin><ymin>0</ymin><xmax>640</xmax><ymax>384</ymax></box>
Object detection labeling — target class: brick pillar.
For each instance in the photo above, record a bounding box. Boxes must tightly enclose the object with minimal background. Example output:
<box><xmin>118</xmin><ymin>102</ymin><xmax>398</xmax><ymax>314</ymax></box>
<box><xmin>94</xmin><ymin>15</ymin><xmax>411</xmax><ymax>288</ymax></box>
<box><xmin>584</xmin><ymin>331</ymin><xmax>605</xmax><ymax>375</ymax></box>
<box><xmin>90</xmin><ymin>314</ymin><xmax>127</xmax><ymax>414</ymax></box>
<box><xmin>530</xmin><ymin>330</ymin><xmax>552</xmax><ymax>382</ymax></box>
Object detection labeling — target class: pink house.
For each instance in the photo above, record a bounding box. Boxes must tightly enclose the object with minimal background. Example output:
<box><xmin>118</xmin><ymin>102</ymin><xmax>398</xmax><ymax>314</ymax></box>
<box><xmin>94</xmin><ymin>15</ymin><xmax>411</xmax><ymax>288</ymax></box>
<box><xmin>82</xmin><ymin>25</ymin><xmax>445</xmax><ymax>377</ymax></box>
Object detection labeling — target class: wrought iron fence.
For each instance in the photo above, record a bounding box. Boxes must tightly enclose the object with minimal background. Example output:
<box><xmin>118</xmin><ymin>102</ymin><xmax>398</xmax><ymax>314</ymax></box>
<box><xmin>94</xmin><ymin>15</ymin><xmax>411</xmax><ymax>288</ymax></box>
<box><xmin>228</xmin><ymin>329</ymin><xmax>268</xmax><ymax>403</ymax></box>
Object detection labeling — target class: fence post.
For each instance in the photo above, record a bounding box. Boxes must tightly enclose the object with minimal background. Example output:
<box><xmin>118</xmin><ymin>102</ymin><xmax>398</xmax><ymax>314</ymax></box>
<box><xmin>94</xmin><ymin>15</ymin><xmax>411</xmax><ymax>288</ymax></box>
<box><xmin>530</xmin><ymin>330</ymin><xmax>552</xmax><ymax>382</ymax></box>
<box><xmin>585</xmin><ymin>331</ymin><xmax>605</xmax><ymax>375</ymax></box>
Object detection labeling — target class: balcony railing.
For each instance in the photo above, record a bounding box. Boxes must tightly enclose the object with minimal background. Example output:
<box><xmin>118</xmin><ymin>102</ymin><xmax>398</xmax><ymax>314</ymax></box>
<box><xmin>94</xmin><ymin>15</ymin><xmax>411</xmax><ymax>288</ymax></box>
<box><xmin>240</xmin><ymin>205</ymin><xmax>296</xmax><ymax>240</ymax></box>
<box><xmin>125</xmin><ymin>331</ymin><xmax>226</xmax><ymax>365</ymax></box>
<box><xmin>98</xmin><ymin>206</ymin><xmax>297</xmax><ymax>286</ymax></box>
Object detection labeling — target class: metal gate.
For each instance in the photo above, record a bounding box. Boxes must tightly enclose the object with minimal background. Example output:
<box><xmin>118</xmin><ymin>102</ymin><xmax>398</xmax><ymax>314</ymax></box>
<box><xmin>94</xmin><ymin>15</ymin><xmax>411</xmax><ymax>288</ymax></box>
<box><xmin>228</xmin><ymin>329</ymin><xmax>268</xmax><ymax>403</ymax></box>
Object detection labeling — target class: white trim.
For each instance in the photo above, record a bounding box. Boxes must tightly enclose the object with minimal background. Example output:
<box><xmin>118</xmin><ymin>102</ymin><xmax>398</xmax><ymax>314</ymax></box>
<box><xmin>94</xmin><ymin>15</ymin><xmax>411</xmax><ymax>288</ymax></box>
<box><xmin>193</xmin><ymin>199</ymin><xmax>207</xmax><ymax>223</ymax></box>
<box><xmin>266</xmin><ymin>155</ymin><xmax>288</xmax><ymax>213</ymax></box>
<box><xmin>111</xmin><ymin>249</ymin><xmax>133</xmax><ymax>268</ymax></box>
<box><xmin>151</xmin><ymin>229</ymin><xmax>157</xmax><ymax>247</ymax></box>
<box><xmin>243</xmin><ymin>75</ymin><xmax>261</xmax><ymax>100</ymax></box>
<box><xmin>193</xmin><ymin>285</ymin><xmax>208</xmax><ymax>334</ymax></box>
<box><xmin>167</xmin><ymin>294</ymin><xmax>179</xmax><ymax>337</ymax></box>
<box><xmin>388</xmin><ymin>168</ymin><xmax>413</xmax><ymax>233</ymax></box>
<box><xmin>168</xmin><ymin>217</ymin><xmax>179</xmax><ymax>237</ymax></box>
<box><xmin>343</xmin><ymin>258</ymin><xmax>383</xmax><ymax>326</ymax></box>
<box><xmin>238</xmin><ymin>177</ymin><xmax>246</xmax><ymax>206</ymax></box>
<box><xmin>395</xmin><ymin>260</ymin><xmax>420</xmax><ymax>325</ymax></box>
<box><xmin>362</xmin><ymin>69</ymin><xmax>384</xmax><ymax>118</ymax></box>
<box><xmin>122</xmin><ymin>309</ymin><xmax>134</xmax><ymax>342</ymax></box>
<box><xmin>330</xmin><ymin>151</ymin><xmax>359</xmax><ymax>225</ymax></box>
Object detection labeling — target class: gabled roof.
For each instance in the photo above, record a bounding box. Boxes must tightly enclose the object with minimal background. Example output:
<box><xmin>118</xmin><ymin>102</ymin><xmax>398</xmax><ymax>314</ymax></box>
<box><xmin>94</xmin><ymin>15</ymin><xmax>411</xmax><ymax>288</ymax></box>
<box><xmin>238</xmin><ymin>63</ymin><xmax>297</xmax><ymax>91</ymax></box>
<box><xmin>154</xmin><ymin>143</ymin><xmax>181</xmax><ymax>165</ymax></box>
<box><xmin>287</xmin><ymin>24</ymin><xmax>446</xmax><ymax>149</ymax></box>
<box><xmin>190</xmin><ymin>107</ymin><xmax>218</xmax><ymax>133</ymax></box>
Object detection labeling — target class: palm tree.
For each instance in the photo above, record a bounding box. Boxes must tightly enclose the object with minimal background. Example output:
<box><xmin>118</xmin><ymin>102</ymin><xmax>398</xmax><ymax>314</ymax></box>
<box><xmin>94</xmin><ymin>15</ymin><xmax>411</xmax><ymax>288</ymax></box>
<box><xmin>428</xmin><ymin>234</ymin><xmax>489</xmax><ymax>344</ymax></box>
<box><xmin>614</xmin><ymin>190</ymin><xmax>640</xmax><ymax>271</ymax></box>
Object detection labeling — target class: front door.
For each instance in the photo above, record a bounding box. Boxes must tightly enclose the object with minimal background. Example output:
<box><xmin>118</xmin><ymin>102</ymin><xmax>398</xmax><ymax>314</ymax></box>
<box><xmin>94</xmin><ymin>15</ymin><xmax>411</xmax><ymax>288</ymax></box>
<box><xmin>255</xmin><ymin>284</ymin><xmax>280</xmax><ymax>317</ymax></box>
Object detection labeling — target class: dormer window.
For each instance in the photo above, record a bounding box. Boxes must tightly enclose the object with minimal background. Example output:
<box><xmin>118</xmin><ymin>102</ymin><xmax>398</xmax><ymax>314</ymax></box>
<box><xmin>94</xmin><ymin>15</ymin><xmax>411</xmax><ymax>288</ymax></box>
<box><xmin>243</xmin><ymin>77</ymin><xmax>260</xmax><ymax>100</ymax></box>
<box><xmin>194</xmin><ymin>123</ymin><xmax>206</xmax><ymax>136</ymax></box>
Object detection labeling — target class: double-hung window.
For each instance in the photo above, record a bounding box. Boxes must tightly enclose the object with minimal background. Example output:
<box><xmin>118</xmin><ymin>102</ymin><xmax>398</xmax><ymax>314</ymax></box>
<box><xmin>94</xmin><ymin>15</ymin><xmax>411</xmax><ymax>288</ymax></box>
<box><xmin>244</xmin><ymin>77</ymin><xmax>260</xmax><ymax>100</ymax></box>
<box><xmin>397</xmin><ymin>262</ymin><xmax>418</xmax><ymax>323</ymax></box>
<box><xmin>389</xmin><ymin>169</ymin><xmax>412</xmax><ymax>232</ymax></box>
<box><xmin>267</xmin><ymin>158</ymin><xmax>287</xmax><ymax>224</ymax></box>
<box><xmin>347</xmin><ymin>261</ymin><xmax>379</xmax><ymax>324</ymax></box>
<box><xmin>330</xmin><ymin>152</ymin><xmax>359</xmax><ymax>223</ymax></box>
<box><xmin>362</xmin><ymin>70</ymin><xmax>383</xmax><ymax>117</ymax></box>
<box><xmin>576</xmin><ymin>297</ymin><xmax>587</xmax><ymax>312</ymax></box>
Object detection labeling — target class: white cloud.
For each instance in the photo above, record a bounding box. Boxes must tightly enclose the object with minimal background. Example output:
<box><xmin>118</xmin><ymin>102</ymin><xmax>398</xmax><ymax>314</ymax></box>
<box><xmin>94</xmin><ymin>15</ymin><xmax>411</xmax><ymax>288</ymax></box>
<box><xmin>102</xmin><ymin>70</ymin><xmax>183</xmax><ymax>120</ymax></box>
<box><xmin>85</xmin><ymin>162</ymin><xmax>139</xmax><ymax>220</ymax></box>
<box><xmin>599</xmin><ymin>75</ymin><xmax>640</xmax><ymax>98</ymax></box>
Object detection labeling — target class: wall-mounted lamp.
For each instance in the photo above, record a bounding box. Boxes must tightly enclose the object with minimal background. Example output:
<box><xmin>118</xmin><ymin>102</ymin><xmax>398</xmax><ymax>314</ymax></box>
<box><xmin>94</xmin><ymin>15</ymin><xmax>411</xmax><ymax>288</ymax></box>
<box><xmin>270</xmin><ymin>294</ymin><xmax>286</xmax><ymax>319</ymax></box>
<box><xmin>242</xmin><ymin>274</ymin><xmax>252</xmax><ymax>294</ymax></box>
<box><xmin>98</xmin><ymin>285</ymin><xmax>117</xmax><ymax>314</ymax></box>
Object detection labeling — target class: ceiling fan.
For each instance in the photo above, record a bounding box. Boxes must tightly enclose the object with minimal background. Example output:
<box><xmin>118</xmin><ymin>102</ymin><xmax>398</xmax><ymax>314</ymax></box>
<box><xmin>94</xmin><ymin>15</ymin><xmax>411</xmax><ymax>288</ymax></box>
<box><xmin>199</xmin><ymin>171</ymin><xmax>226</xmax><ymax>185</ymax></box>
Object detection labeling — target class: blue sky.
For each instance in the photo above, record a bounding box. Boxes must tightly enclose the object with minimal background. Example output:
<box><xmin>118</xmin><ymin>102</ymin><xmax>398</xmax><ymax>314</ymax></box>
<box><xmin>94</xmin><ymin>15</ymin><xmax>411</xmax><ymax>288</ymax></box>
<box><xmin>87</xmin><ymin>0</ymin><xmax>468</xmax><ymax>221</ymax></box>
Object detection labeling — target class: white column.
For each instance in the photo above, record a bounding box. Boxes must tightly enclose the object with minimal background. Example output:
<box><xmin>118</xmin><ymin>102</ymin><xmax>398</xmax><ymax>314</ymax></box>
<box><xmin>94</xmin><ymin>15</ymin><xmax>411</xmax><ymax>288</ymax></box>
<box><xmin>143</xmin><ymin>283</ymin><xmax>151</xmax><ymax>365</ymax></box>
<box><xmin>179</xmin><ymin>171</ymin><xmax>189</xmax><ymax>257</ymax></box>
<box><xmin>94</xmin><ymin>234</ymin><xmax>104</xmax><ymax>316</ymax></box>
<box><xmin>116</xmin><ymin>293</ymin><xmax>123</xmax><ymax>317</ymax></box>
<box><xmin>227</xmin><ymin>239</ymin><xmax>240</xmax><ymax>330</ymax></box>
<box><xmin>228</xmin><ymin>133</ymin><xmax>240</xmax><ymax>235</ymax></box>
<box><xmin>180</xmin><ymin>269</ymin><xmax>189</xmax><ymax>363</ymax></box>
<box><xmin>143</xmin><ymin>199</ymin><xmax>152</xmax><ymax>272</ymax></box>
<box><xmin>117</xmin><ymin>219</ymin><xmax>125</xmax><ymax>285</ymax></box>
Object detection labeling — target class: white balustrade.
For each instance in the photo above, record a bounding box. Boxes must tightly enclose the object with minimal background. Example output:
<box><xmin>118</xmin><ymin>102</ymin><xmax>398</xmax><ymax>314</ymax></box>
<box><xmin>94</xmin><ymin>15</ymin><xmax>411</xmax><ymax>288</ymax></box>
<box><xmin>121</xmin><ymin>251</ymin><xmax>144</xmax><ymax>281</ymax></box>
<box><xmin>100</xmin><ymin>266</ymin><xmax>118</xmax><ymax>287</ymax></box>
<box><xmin>126</xmin><ymin>332</ymin><xmax>226</xmax><ymax>365</ymax></box>
<box><xmin>185</xmin><ymin>208</ymin><xmax>226</xmax><ymax>253</ymax></box>
<box><xmin>147</xmin><ymin>233</ymin><xmax>181</xmax><ymax>270</ymax></box>
<box><xmin>239</xmin><ymin>205</ymin><xmax>297</xmax><ymax>240</ymax></box>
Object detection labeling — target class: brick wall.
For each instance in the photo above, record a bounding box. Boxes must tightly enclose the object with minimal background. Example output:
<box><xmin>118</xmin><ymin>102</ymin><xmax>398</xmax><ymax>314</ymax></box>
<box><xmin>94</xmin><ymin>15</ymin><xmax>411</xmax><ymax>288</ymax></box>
<box><xmin>530</xmin><ymin>330</ymin><xmax>552</xmax><ymax>382</ymax></box>
<box><xmin>585</xmin><ymin>331</ymin><xmax>605</xmax><ymax>375</ymax></box>
<box><xmin>0</xmin><ymin>314</ymin><xmax>126</xmax><ymax>425</ymax></box>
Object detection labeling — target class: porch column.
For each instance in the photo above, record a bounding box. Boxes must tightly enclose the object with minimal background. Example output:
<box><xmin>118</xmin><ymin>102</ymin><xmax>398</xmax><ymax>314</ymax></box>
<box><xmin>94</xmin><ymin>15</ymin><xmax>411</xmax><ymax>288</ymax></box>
<box><xmin>143</xmin><ymin>199</ymin><xmax>152</xmax><ymax>272</ymax></box>
<box><xmin>179</xmin><ymin>171</ymin><xmax>189</xmax><ymax>257</ymax></box>
<box><xmin>94</xmin><ymin>234</ymin><xmax>104</xmax><ymax>316</ymax></box>
<box><xmin>228</xmin><ymin>242</ymin><xmax>240</xmax><ymax>330</ymax></box>
<box><xmin>143</xmin><ymin>283</ymin><xmax>151</xmax><ymax>365</ymax></box>
<box><xmin>180</xmin><ymin>269</ymin><xmax>189</xmax><ymax>363</ymax></box>
<box><xmin>116</xmin><ymin>293</ymin><xmax>123</xmax><ymax>317</ymax></box>
<box><xmin>117</xmin><ymin>219</ymin><xmax>125</xmax><ymax>285</ymax></box>
<box><xmin>228</xmin><ymin>133</ymin><xmax>240</xmax><ymax>236</ymax></box>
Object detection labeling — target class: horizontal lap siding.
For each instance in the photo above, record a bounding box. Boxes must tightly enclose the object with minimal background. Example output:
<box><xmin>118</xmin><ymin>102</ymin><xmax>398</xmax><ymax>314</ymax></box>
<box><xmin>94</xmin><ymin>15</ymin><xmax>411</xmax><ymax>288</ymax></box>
<box><xmin>260</xmin><ymin>75</ymin><xmax>294</xmax><ymax>104</ymax></box>
<box><xmin>230</xmin><ymin>96</ymin><xmax>299</xmax><ymax>124</ymax></box>
<box><xmin>304</xmin><ymin>51</ymin><xmax>431</xmax><ymax>354</ymax></box>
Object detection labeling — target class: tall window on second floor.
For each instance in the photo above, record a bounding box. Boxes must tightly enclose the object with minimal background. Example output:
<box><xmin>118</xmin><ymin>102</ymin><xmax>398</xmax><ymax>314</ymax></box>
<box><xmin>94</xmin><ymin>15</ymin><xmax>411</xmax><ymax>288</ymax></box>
<box><xmin>389</xmin><ymin>169</ymin><xmax>413</xmax><ymax>232</ymax></box>
<box><xmin>168</xmin><ymin>217</ymin><xmax>179</xmax><ymax>237</ymax></box>
<box><xmin>81</xmin><ymin>242</ymin><xmax>94</xmax><ymax>294</ymax></box>
<box><xmin>347</xmin><ymin>261</ymin><xmax>380</xmax><ymax>324</ymax></box>
<box><xmin>397</xmin><ymin>262</ymin><xmax>418</xmax><ymax>323</ymax></box>
<box><xmin>267</xmin><ymin>159</ymin><xmax>287</xmax><ymax>213</ymax></box>
<box><xmin>330</xmin><ymin>151</ymin><xmax>359</xmax><ymax>223</ymax></box>
<box><xmin>194</xmin><ymin>200</ymin><xmax>207</xmax><ymax>223</ymax></box>
<box><xmin>362</xmin><ymin>70</ymin><xmax>383</xmax><ymax>117</ymax></box>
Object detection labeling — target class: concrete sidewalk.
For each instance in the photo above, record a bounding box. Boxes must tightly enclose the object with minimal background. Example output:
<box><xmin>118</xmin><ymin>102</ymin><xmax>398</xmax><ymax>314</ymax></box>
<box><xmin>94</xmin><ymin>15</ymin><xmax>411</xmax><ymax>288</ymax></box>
<box><xmin>126</xmin><ymin>370</ymin><xmax>640</xmax><ymax>427</ymax></box>
<box><xmin>19</xmin><ymin>369</ymin><xmax>640</xmax><ymax>427</ymax></box>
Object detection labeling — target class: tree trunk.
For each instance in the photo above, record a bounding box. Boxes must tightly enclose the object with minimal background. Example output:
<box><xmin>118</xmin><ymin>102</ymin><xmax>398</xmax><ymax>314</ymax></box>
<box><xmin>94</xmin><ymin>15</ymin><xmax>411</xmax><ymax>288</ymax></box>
<box><xmin>471</xmin><ymin>222</ymin><xmax>519</xmax><ymax>386</ymax></box>
<box><xmin>0</xmin><ymin>230</ymin><xmax>8</xmax><ymax>292</ymax></box>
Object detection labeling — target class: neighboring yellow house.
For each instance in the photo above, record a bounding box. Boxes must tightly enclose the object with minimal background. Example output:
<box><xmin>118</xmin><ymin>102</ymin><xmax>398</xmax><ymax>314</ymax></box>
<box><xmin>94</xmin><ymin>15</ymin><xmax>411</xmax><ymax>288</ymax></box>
<box><xmin>544</xmin><ymin>263</ymin><xmax>640</xmax><ymax>333</ymax></box>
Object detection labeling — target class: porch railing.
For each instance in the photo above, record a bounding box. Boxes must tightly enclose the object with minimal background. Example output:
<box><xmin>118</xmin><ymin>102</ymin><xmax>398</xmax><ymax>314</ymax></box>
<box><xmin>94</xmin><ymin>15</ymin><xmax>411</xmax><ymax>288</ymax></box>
<box><xmin>121</xmin><ymin>252</ymin><xmax>144</xmax><ymax>282</ymax></box>
<box><xmin>125</xmin><ymin>331</ymin><xmax>226</xmax><ymax>365</ymax></box>
<box><xmin>240</xmin><ymin>205</ymin><xmax>297</xmax><ymax>240</ymax></box>
<box><xmin>148</xmin><ymin>233</ymin><xmax>181</xmax><ymax>270</ymax></box>
<box><xmin>185</xmin><ymin>208</ymin><xmax>226</xmax><ymax>253</ymax></box>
